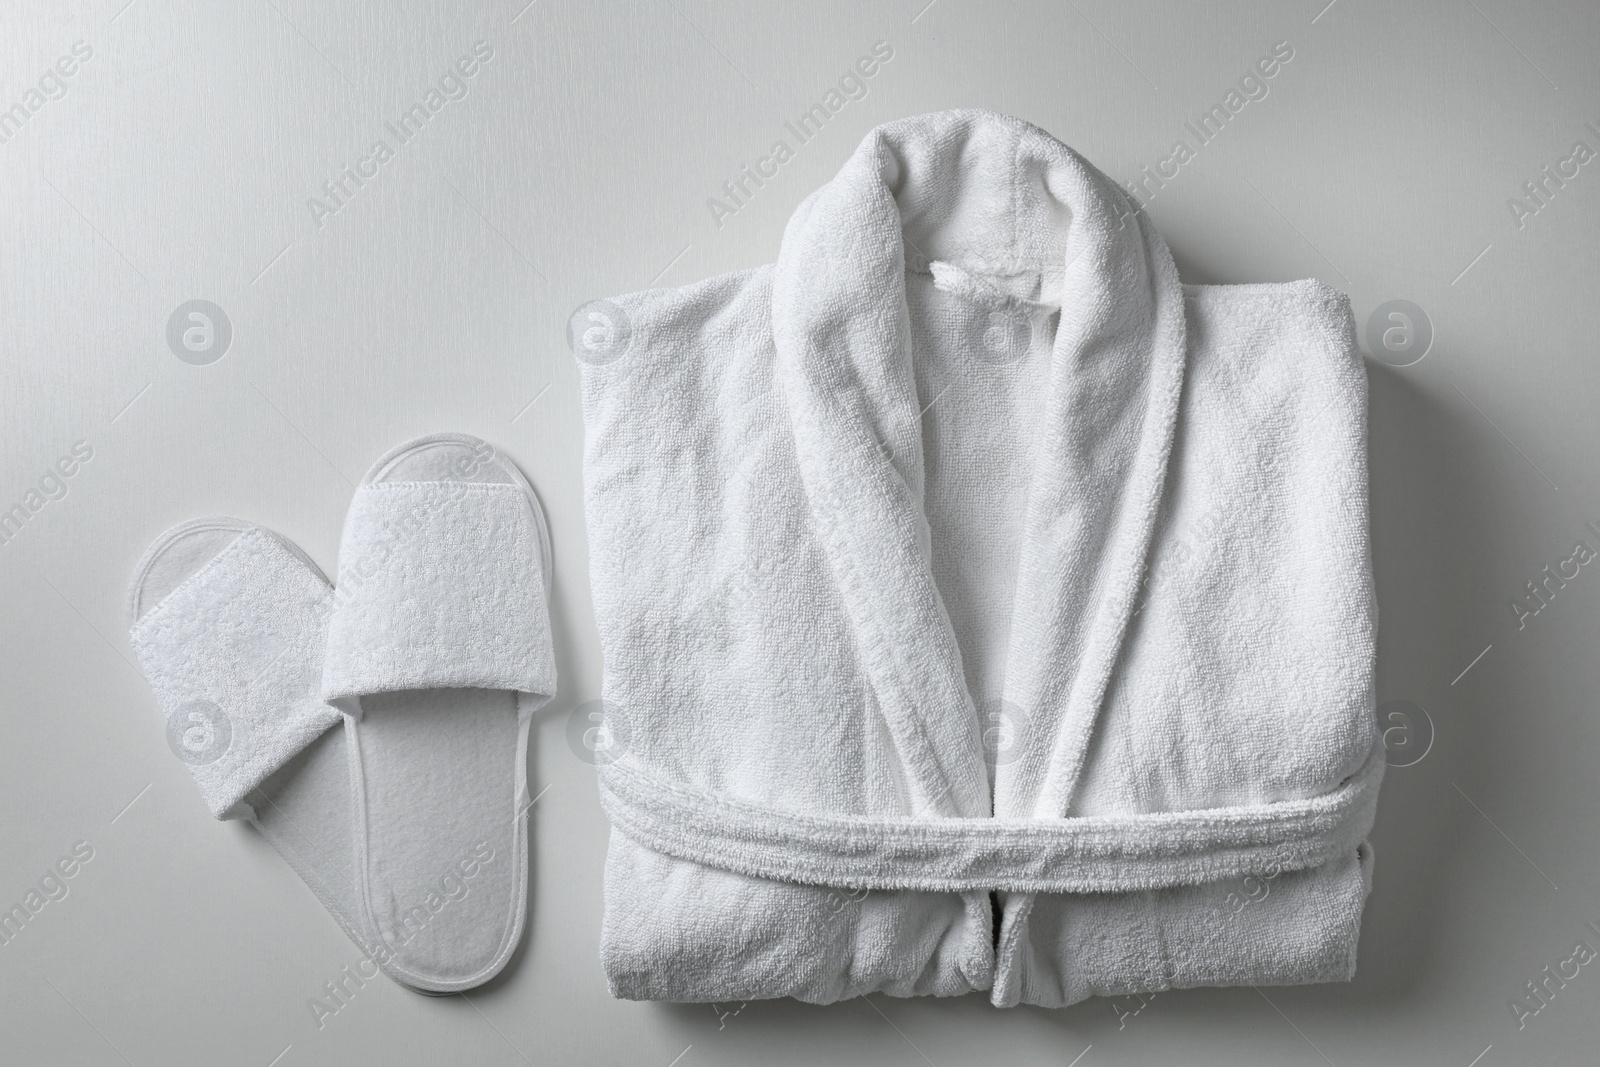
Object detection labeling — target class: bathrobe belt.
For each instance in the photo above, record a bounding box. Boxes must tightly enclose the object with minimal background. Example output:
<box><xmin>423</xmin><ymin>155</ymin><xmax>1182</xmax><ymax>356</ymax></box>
<box><xmin>596</xmin><ymin>739</ymin><xmax>1384</xmax><ymax>896</ymax></box>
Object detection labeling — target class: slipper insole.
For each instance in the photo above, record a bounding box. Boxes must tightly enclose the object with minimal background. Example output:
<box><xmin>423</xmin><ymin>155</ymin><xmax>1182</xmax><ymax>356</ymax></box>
<box><xmin>351</xmin><ymin>688</ymin><xmax>523</xmax><ymax>982</ymax></box>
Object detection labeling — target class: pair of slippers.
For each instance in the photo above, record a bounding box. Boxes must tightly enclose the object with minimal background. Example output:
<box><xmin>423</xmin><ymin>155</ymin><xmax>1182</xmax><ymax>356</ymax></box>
<box><xmin>126</xmin><ymin>433</ymin><xmax>554</xmax><ymax>994</ymax></box>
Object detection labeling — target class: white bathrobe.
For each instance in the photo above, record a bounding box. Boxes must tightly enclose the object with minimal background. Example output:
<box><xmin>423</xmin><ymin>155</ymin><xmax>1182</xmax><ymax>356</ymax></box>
<box><xmin>578</xmin><ymin>110</ymin><xmax>1381</xmax><ymax>1008</ymax></box>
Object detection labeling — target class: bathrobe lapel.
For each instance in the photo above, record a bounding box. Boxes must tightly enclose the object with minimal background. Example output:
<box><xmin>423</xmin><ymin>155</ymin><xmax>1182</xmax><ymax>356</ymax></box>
<box><xmin>772</xmin><ymin>114</ymin><xmax>1187</xmax><ymax>828</ymax></box>
<box><xmin>772</xmin><ymin>147</ymin><xmax>993</xmax><ymax>821</ymax></box>
<box><xmin>993</xmin><ymin>151</ymin><xmax>1189</xmax><ymax>822</ymax></box>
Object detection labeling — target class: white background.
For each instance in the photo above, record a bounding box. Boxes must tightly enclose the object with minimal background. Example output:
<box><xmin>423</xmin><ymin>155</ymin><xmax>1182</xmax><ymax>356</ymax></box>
<box><xmin>3</xmin><ymin>1</ymin><xmax>1599</xmax><ymax>1064</ymax></box>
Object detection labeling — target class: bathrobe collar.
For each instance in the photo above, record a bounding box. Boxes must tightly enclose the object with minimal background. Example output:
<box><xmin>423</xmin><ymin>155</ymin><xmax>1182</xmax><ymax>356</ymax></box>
<box><xmin>771</xmin><ymin>111</ymin><xmax>1188</xmax><ymax>820</ymax></box>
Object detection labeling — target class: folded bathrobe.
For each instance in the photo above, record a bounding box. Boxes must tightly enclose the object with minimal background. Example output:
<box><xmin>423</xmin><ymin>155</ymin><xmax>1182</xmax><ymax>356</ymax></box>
<box><xmin>577</xmin><ymin>109</ymin><xmax>1381</xmax><ymax>1008</ymax></box>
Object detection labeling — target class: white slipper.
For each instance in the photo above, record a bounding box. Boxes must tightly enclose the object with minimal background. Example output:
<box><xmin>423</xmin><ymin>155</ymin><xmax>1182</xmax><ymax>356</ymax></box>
<box><xmin>322</xmin><ymin>433</ymin><xmax>554</xmax><ymax>994</ymax></box>
<box><xmin>127</xmin><ymin>518</ymin><xmax>380</xmax><ymax>972</ymax></box>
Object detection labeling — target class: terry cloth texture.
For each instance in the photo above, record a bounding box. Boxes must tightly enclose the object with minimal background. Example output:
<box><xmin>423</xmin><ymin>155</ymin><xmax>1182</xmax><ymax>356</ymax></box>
<box><xmin>578</xmin><ymin>109</ymin><xmax>1381</xmax><ymax>1008</ymax></box>
<box><xmin>129</xmin><ymin>526</ymin><xmax>342</xmax><ymax>820</ymax></box>
<box><xmin>323</xmin><ymin>480</ymin><xmax>555</xmax><ymax>702</ymax></box>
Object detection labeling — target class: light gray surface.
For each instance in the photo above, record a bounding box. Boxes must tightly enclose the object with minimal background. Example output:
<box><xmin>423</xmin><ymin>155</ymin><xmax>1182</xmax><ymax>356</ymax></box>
<box><xmin>2</xmin><ymin>0</ymin><xmax>1597</xmax><ymax>1063</ymax></box>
